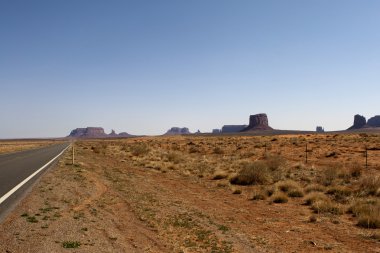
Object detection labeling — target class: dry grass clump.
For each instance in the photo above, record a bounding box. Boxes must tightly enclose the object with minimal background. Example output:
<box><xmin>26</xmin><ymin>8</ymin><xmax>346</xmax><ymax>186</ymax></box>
<box><xmin>212</xmin><ymin>170</ymin><xmax>229</xmax><ymax>180</ymax></box>
<box><xmin>348</xmin><ymin>199</ymin><xmax>380</xmax><ymax>229</ymax></box>
<box><xmin>229</xmin><ymin>161</ymin><xmax>270</xmax><ymax>185</ymax></box>
<box><xmin>213</xmin><ymin>147</ymin><xmax>224</xmax><ymax>154</ymax></box>
<box><xmin>265</xmin><ymin>154</ymin><xmax>285</xmax><ymax>171</ymax></box>
<box><xmin>275</xmin><ymin>180</ymin><xmax>304</xmax><ymax>198</ymax></box>
<box><xmin>130</xmin><ymin>143</ymin><xmax>150</xmax><ymax>156</ymax></box>
<box><xmin>276</xmin><ymin>180</ymin><xmax>300</xmax><ymax>192</ymax></box>
<box><xmin>231</xmin><ymin>187</ymin><xmax>242</xmax><ymax>194</ymax></box>
<box><xmin>326</xmin><ymin>185</ymin><xmax>352</xmax><ymax>203</ymax></box>
<box><xmin>304</xmin><ymin>192</ymin><xmax>329</xmax><ymax>206</ymax></box>
<box><xmin>271</xmin><ymin>192</ymin><xmax>288</xmax><ymax>203</ymax></box>
<box><xmin>250</xmin><ymin>189</ymin><xmax>267</xmax><ymax>201</ymax></box>
<box><xmin>166</xmin><ymin>152</ymin><xmax>184</xmax><ymax>164</ymax></box>
<box><xmin>311</xmin><ymin>199</ymin><xmax>344</xmax><ymax>215</ymax></box>
<box><xmin>250</xmin><ymin>186</ymin><xmax>276</xmax><ymax>200</ymax></box>
<box><xmin>305</xmin><ymin>184</ymin><xmax>325</xmax><ymax>193</ymax></box>
<box><xmin>357</xmin><ymin>175</ymin><xmax>380</xmax><ymax>196</ymax></box>
<box><xmin>348</xmin><ymin>162</ymin><xmax>362</xmax><ymax>178</ymax></box>
<box><xmin>319</xmin><ymin>166</ymin><xmax>339</xmax><ymax>186</ymax></box>
<box><xmin>288</xmin><ymin>188</ymin><xmax>304</xmax><ymax>198</ymax></box>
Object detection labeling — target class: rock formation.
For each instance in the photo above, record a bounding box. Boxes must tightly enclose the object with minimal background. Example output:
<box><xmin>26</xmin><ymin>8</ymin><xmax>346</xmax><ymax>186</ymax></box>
<box><xmin>68</xmin><ymin>127</ymin><xmax>133</xmax><ymax>138</ymax></box>
<box><xmin>367</xmin><ymin>116</ymin><xmax>380</xmax><ymax>127</ymax></box>
<box><xmin>347</xmin><ymin>114</ymin><xmax>367</xmax><ymax>130</ymax></box>
<box><xmin>242</xmin><ymin>113</ymin><xmax>273</xmax><ymax>131</ymax></box>
<box><xmin>164</xmin><ymin>127</ymin><xmax>191</xmax><ymax>136</ymax></box>
<box><xmin>109</xmin><ymin>129</ymin><xmax>118</xmax><ymax>137</ymax></box>
<box><xmin>316</xmin><ymin>126</ymin><xmax>325</xmax><ymax>133</ymax></box>
<box><xmin>69</xmin><ymin>127</ymin><xmax>108</xmax><ymax>138</ymax></box>
<box><xmin>212</xmin><ymin>129</ymin><xmax>221</xmax><ymax>134</ymax></box>
<box><xmin>118</xmin><ymin>132</ymin><xmax>132</xmax><ymax>137</ymax></box>
<box><xmin>221</xmin><ymin>125</ymin><xmax>247</xmax><ymax>133</ymax></box>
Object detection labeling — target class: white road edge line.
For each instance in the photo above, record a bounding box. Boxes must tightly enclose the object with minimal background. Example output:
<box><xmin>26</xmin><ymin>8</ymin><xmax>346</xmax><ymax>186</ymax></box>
<box><xmin>0</xmin><ymin>144</ymin><xmax>71</xmax><ymax>205</ymax></box>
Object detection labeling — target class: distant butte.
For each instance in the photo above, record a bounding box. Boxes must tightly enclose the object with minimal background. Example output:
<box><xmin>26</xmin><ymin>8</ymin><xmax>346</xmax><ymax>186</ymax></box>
<box><xmin>347</xmin><ymin>114</ymin><xmax>380</xmax><ymax>130</ymax></box>
<box><xmin>347</xmin><ymin>114</ymin><xmax>367</xmax><ymax>130</ymax></box>
<box><xmin>68</xmin><ymin>127</ymin><xmax>133</xmax><ymax>138</ymax></box>
<box><xmin>242</xmin><ymin>113</ymin><xmax>273</xmax><ymax>131</ymax></box>
<box><xmin>164</xmin><ymin>127</ymin><xmax>191</xmax><ymax>136</ymax></box>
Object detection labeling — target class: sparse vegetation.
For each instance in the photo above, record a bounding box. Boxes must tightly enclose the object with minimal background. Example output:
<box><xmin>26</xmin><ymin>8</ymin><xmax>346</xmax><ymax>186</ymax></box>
<box><xmin>230</xmin><ymin>161</ymin><xmax>270</xmax><ymax>185</ymax></box>
<box><xmin>358</xmin><ymin>175</ymin><xmax>380</xmax><ymax>196</ymax></box>
<box><xmin>130</xmin><ymin>143</ymin><xmax>150</xmax><ymax>156</ymax></box>
<box><xmin>212</xmin><ymin>170</ymin><xmax>229</xmax><ymax>180</ymax></box>
<box><xmin>2</xmin><ymin>134</ymin><xmax>380</xmax><ymax>252</ymax></box>
<box><xmin>349</xmin><ymin>199</ymin><xmax>380</xmax><ymax>229</ymax></box>
<box><xmin>311</xmin><ymin>199</ymin><xmax>344</xmax><ymax>215</ymax></box>
<box><xmin>304</xmin><ymin>192</ymin><xmax>329</xmax><ymax>206</ymax></box>
<box><xmin>271</xmin><ymin>192</ymin><xmax>288</xmax><ymax>203</ymax></box>
<box><xmin>62</xmin><ymin>241</ymin><xmax>81</xmax><ymax>248</ymax></box>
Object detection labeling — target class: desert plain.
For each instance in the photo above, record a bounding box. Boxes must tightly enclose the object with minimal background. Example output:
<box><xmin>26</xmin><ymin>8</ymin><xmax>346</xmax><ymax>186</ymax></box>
<box><xmin>0</xmin><ymin>133</ymin><xmax>379</xmax><ymax>252</ymax></box>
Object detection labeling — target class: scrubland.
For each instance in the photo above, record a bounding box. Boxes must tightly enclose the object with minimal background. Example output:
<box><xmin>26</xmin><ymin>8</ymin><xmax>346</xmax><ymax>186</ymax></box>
<box><xmin>0</xmin><ymin>140</ymin><xmax>60</xmax><ymax>154</ymax></box>
<box><xmin>0</xmin><ymin>133</ymin><xmax>379</xmax><ymax>252</ymax></box>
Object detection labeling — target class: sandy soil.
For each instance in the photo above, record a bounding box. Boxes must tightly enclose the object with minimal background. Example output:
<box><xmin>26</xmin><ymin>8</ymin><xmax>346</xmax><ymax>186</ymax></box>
<box><xmin>0</xmin><ymin>134</ymin><xmax>379</xmax><ymax>252</ymax></box>
<box><xmin>0</xmin><ymin>140</ymin><xmax>62</xmax><ymax>154</ymax></box>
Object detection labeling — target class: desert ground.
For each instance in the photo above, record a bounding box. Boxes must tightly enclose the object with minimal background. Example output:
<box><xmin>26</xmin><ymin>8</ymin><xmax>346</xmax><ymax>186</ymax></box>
<box><xmin>0</xmin><ymin>140</ymin><xmax>62</xmax><ymax>154</ymax></box>
<box><xmin>0</xmin><ymin>133</ymin><xmax>379</xmax><ymax>252</ymax></box>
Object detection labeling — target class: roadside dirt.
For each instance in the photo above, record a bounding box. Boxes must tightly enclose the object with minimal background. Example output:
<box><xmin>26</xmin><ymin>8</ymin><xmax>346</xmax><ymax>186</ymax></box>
<box><xmin>0</xmin><ymin>136</ymin><xmax>379</xmax><ymax>252</ymax></box>
<box><xmin>0</xmin><ymin>140</ymin><xmax>62</xmax><ymax>154</ymax></box>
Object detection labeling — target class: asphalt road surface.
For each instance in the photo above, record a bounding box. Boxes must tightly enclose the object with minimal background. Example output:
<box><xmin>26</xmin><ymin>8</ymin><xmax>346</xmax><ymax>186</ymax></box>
<box><xmin>0</xmin><ymin>143</ymin><xmax>70</xmax><ymax>221</ymax></box>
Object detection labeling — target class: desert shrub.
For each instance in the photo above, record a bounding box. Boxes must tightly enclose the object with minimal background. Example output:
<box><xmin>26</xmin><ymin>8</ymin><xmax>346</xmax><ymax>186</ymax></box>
<box><xmin>240</xmin><ymin>152</ymin><xmax>256</xmax><ymax>159</ymax></box>
<box><xmin>288</xmin><ymin>188</ymin><xmax>304</xmax><ymax>198</ymax></box>
<box><xmin>357</xmin><ymin>175</ymin><xmax>380</xmax><ymax>196</ymax></box>
<box><xmin>251</xmin><ymin>190</ymin><xmax>267</xmax><ymax>200</ymax></box>
<box><xmin>130</xmin><ymin>143</ymin><xmax>150</xmax><ymax>156</ymax></box>
<box><xmin>265</xmin><ymin>154</ymin><xmax>285</xmax><ymax>171</ymax></box>
<box><xmin>304</xmin><ymin>192</ymin><xmax>329</xmax><ymax>206</ymax></box>
<box><xmin>271</xmin><ymin>192</ymin><xmax>288</xmax><ymax>203</ymax></box>
<box><xmin>192</xmin><ymin>162</ymin><xmax>209</xmax><ymax>176</ymax></box>
<box><xmin>213</xmin><ymin>147</ymin><xmax>224</xmax><ymax>154</ymax></box>
<box><xmin>349</xmin><ymin>162</ymin><xmax>362</xmax><ymax>178</ymax></box>
<box><xmin>275</xmin><ymin>180</ymin><xmax>304</xmax><ymax>197</ymax></box>
<box><xmin>91</xmin><ymin>146</ymin><xmax>100</xmax><ymax>154</ymax></box>
<box><xmin>305</xmin><ymin>184</ymin><xmax>325</xmax><ymax>193</ymax></box>
<box><xmin>232</xmin><ymin>188</ymin><xmax>242</xmax><ymax>194</ymax></box>
<box><xmin>348</xmin><ymin>199</ymin><xmax>379</xmax><ymax>216</ymax></box>
<box><xmin>311</xmin><ymin>199</ymin><xmax>344</xmax><ymax>215</ymax></box>
<box><xmin>349</xmin><ymin>199</ymin><xmax>380</xmax><ymax>229</ymax></box>
<box><xmin>326</xmin><ymin>185</ymin><xmax>352</xmax><ymax>203</ymax></box>
<box><xmin>212</xmin><ymin>170</ymin><xmax>229</xmax><ymax>180</ymax></box>
<box><xmin>265</xmin><ymin>186</ymin><xmax>275</xmax><ymax>197</ymax></box>
<box><xmin>188</xmin><ymin>146</ymin><xmax>199</xmax><ymax>153</ymax></box>
<box><xmin>167</xmin><ymin>152</ymin><xmax>184</xmax><ymax>164</ymax></box>
<box><xmin>121</xmin><ymin>144</ymin><xmax>129</xmax><ymax>151</ymax></box>
<box><xmin>229</xmin><ymin>161</ymin><xmax>270</xmax><ymax>185</ymax></box>
<box><xmin>276</xmin><ymin>180</ymin><xmax>300</xmax><ymax>192</ymax></box>
<box><xmin>62</xmin><ymin>241</ymin><xmax>81</xmax><ymax>248</ymax></box>
<box><xmin>319</xmin><ymin>166</ymin><xmax>339</xmax><ymax>186</ymax></box>
<box><xmin>309</xmin><ymin>215</ymin><xmax>317</xmax><ymax>223</ymax></box>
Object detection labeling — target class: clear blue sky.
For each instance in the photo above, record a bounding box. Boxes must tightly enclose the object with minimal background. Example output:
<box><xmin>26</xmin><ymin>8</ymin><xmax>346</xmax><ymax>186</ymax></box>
<box><xmin>1</xmin><ymin>0</ymin><xmax>379</xmax><ymax>138</ymax></box>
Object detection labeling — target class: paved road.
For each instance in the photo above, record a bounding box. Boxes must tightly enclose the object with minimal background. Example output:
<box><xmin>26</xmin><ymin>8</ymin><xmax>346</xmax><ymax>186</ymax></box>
<box><xmin>0</xmin><ymin>143</ymin><xmax>70</xmax><ymax>221</ymax></box>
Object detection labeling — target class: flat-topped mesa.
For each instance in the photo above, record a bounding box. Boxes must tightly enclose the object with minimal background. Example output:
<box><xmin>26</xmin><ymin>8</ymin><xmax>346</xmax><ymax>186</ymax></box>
<box><xmin>69</xmin><ymin>127</ymin><xmax>108</xmax><ymax>138</ymax></box>
<box><xmin>242</xmin><ymin>113</ymin><xmax>273</xmax><ymax>131</ymax></box>
<box><xmin>221</xmin><ymin>125</ymin><xmax>247</xmax><ymax>133</ymax></box>
<box><xmin>164</xmin><ymin>127</ymin><xmax>191</xmax><ymax>136</ymax></box>
<box><xmin>367</xmin><ymin>116</ymin><xmax>380</xmax><ymax>127</ymax></box>
<box><xmin>347</xmin><ymin>114</ymin><xmax>367</xmax><ymax>130</ymax></box>
<box><xmin>68</xmin><ymin>127</ymin><xmax>133</xmax><ymax>138</ymax></box>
